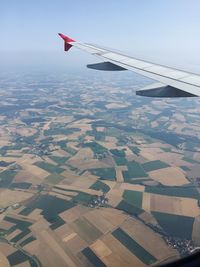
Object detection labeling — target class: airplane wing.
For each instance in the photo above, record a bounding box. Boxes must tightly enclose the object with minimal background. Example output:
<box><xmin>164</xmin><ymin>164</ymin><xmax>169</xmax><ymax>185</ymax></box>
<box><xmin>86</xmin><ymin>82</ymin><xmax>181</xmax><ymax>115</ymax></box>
<box><xmin>58</xmin><ymin>33</ymin><xmax>200</xmax><ymax>97</ymax></box>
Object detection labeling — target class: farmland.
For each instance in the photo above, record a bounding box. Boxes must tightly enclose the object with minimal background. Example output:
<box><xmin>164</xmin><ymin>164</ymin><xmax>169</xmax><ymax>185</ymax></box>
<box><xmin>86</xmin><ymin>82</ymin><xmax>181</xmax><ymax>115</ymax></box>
<box><xmin>0</xmin><ymin>71</ymin><xmax>199</xmax><ymax>266</ymax></box>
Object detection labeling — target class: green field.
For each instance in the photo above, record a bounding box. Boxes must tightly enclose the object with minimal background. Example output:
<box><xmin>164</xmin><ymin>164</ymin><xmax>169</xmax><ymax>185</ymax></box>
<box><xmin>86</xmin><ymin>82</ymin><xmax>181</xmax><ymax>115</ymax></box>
<box><xmin>142</xmin><ymin>160</ymin><xmax>169</xmax><ymax>172</ymax></box>
<box><xmin>44</xmin><ymin>127</ymin><xmax>80</xmax><ymax>136</ymax></box>
<box><xmin>90</xmin><ymin>168</ymin><xmax>116</xmax><ymax>181</ymax></box>
<box><xmin>73</xmin><ymin>192</ymin><xmax>92</xmax><ymax>204</ymax></box>
<box><xmin>130</xmin><ymin>146</ymin><xmax>140</xmax><ymax>155</ymax></box>
<box><xmin>49</xmin><ymin>156</ymin><xmax>69</xmax><ymax>165</ymax></box>
<box><xmin>112</xmin><ymin>228</ymin><xmax>156</xmax><ymax>265</ymax></box>
<box><xmin>19</xmin><ymin>235</ymin><xmax>36</xmax><ymax>247</ymax></box>
<box><xmin>182</xmin><ymin>156</ymin><xmax>199</xmax><ymax>164</ymax></box>
<box><xmin>110</xmin><ymin>149</ymin><xmax>126</xmax><ymax>157</ymax></box>
<box><xmin>82</xmin><ymin>247</ymin><xmax>106</xmax><ymax>267</ymax></box>
<box><xmin>117</xmin><ymin>200</ymin><xmax>143</xmax><ymax>216</ymax></box>
<box><xmin>180</xmin><ymin>166</ymin><xmax>191</xmax><ymax>171</ymax></box>
<box><xmin>145</xmin><ymin>186</ymin><xmax>200</xmax><ymax>199</ymax></box>
<box><xmin>83</xmin><ymin>141</ymin><xmax>107</xmax><ymax>154</ymax></box>
<box><xmin>90</xmin><ymin>180</ymin><xmax>110</xmax><ymax>193</ymax></box>
<box><xmin>123</xmin><ymin>190</ymin><xmax>143</xmax><ymax>208</ymax></box>
<box><xmin>44</xmin><ymin>173</ymin><xmax>65</xmax><ymax>185</ymax></box>
<box><xmin>122</xmin><ymin>161</ymin><xmax>147</xmax><ymax>182</ymax></box>
<box><xmin>152</xmin><ymin>211</ymin><xmax>194</xmax><ymax>239</ymax></box>
<box><xmin>87</xmin><ymin>129</ymin><xmax>106</xmax><ymax>141</ymax></box>
<box><xmin>34</xmin><ymin>161</ymin><xmax>65</xmax><ymax>174</ymax></box>
<box><xmin>64</xmin><ymin>146</ymin><xmax>77</xmax><ymax>155</ymax></box>
<box><xmin>50</xmin><ymin>216</ymin><xmax>65</xmax><ymax>230</ymax></box>
<box><xmin>0</xmin><ymin>169</ymin><xmax>17</xmax><ymax>187</ymax></box>
<box><xmin>113</xmin><ymin>156</ymin><xmax>127</xmax><ymax>166</ymax></box>
<box><xmin>72</xmin><ymin>218</ymin><xmax>102</xmax><ymax>243</ymax></box>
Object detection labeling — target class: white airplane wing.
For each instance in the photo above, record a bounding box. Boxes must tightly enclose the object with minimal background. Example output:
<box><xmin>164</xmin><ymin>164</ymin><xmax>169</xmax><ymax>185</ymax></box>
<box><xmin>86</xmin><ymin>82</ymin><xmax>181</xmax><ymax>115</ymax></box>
<box><xmin>58</xmin><ymin>33</ymin><xmax>200</xmax><ymax>97</ymax></box>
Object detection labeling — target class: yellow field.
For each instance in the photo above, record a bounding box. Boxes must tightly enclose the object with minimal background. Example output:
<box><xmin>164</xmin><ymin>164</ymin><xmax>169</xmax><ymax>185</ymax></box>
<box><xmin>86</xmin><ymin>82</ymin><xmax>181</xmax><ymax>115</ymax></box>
<box><xmin>0</xmin><ymin>189</ymin><xmax>33</xmax><ymax>208</ymax></box>
<box><xmin>149</xmin><ymin>167</ymin><xmax>189</xmax><ymax>186</ymax></box>
<box><xmin>148</xmin><ymin>193</ymin><xmax>199</xmax><ymax>217</ymax></box>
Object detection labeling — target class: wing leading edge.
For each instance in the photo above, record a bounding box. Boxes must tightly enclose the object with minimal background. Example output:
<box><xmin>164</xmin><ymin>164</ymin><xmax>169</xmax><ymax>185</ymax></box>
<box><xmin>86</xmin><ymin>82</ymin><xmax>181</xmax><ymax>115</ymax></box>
<box><xmin>58</xmin><ymin>33</ymin><xmax>200</xmax><ymax>97</ymax></box>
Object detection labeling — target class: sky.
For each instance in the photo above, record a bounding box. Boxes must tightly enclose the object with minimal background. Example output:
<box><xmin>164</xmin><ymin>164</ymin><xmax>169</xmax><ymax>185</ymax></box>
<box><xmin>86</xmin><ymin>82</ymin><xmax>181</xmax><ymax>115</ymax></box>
<box><xmin>1</xmin><ymin>0</ymin><xmax>200</xmax><ymax>72</ymax></box>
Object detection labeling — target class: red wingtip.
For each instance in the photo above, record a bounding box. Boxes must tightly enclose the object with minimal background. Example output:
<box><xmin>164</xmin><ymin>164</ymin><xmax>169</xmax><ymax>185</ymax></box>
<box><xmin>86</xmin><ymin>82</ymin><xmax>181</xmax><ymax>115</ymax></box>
<box><xmin>58</xmin><ymin>33</ymin><xmax>75</xmax><ymax>43</ymax></box>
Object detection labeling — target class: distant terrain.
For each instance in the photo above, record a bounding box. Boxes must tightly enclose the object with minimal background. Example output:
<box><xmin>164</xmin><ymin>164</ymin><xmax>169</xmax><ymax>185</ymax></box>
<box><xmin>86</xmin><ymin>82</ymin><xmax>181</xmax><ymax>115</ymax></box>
<box><xmin>0</xmin><ymin>70</ymin><xmax>199</xmax><ymax>267</ymax></box>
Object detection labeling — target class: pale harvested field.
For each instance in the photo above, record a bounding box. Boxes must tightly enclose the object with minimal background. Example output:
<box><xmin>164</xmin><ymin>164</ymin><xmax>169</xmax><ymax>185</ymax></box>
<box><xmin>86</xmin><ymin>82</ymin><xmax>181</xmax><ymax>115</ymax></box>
<box><xmin>151</xmin><ymin>121</ymin><xmax>159</xmax><ymax>128</ymax></box>
<box><xmin>115</xmin><ymin>167</ymin><xmax>124</xmax><ymax>182</ymax></box>
<box><xmin>98</xmin><ymin>141</ymin><xmax>117</xmax><ymax>149</ymax></box>
<box><xmin>119</xmin><ymin>183</ymin><xmax>145</xmax><ymax>192</ymax></box>
<box><xmin>107</xmin><ymin>189</ymin><xmax>123</xmax><ymax>207</ymax></box>
<box><xmin>0</xmin><ymin>139</ymin><xmax>11</xmax><ymax>146</ymax></box>
<box><xmin>14</xmin><ymin>170</ymin><xmax>43</xmax><ymax>184</ymax></box>
<box><xmin>106</xmin><ymin>103</ymin><xmax>129</xmax><ymax>109</ymax></box>
<box><xmin>55</xmin><ymin>185</ymin><xmax>102</xmax><ymax>196</ymax></box>
<box><xmin>149</xmin><ymin>194</ymin><xmax>200</xmax><ymax>217</ymax></box>
<box><xmin>30</xmin><ymin>218</ymin><xmax>50</xmax><ymax>234</ymax></box>
<box><xmin>20</xmin><ymin>163</ymin><xmax>49</xmax><ymax>179</ymax></box>
<box><xmin>68</xmin><ymin>148</ymin><xmax>94</xmax><ymax>161</ymax></box>
<box><xmin>83</xmin><ymin>209</ymin><xmax>114</xmax><ymax>234</ymax></box>
<box><xmin>84</xmin><ymin>135</ymin><xmax>94</xmax><ymax>141</ymax></box>
<box><xmin>192</xmin><ymin>215</ymin><xmax>200</xmax><ymax>245</ymax></box>
<box><xmin>62</xmin><ymin>132</ymin><xmax>82</xmax><ymax>140</ymax></box>
<box><xmin>33</xmin><ymin>229</ymin><xmax>80</xmax><ymax>267</ymax></box>
<box><xmin>26</xmin><ymin>208</ymin><xmax>43</xmax><ymax>221</ymax></box>
<box><xmin>141</xmin><ymin>142</ymin><xmax>171</xmax><ymax>149</ymax></box>
<box><xmin>51</xmin><ymin>188</ymin><xmax>78</xmax><ymax>197</ymax></box>
<box><xmin>0</xmin><ymin>243</ymin><xmax>16</xmax><ymax>257</ymax></box>
<box><xmin>121</xmin><ymin>217</ymin><xmax>178</xmax><ymax>261</ymax></box>
<box><xmin>0</xmin><ymin>220</ymin><xmax>15</xmax><ymax>230</ymax></box>
<box><xmin>0</xmin><ymin>251</ymin><xmax>10</xmax><ymax>267</ymax></box>
<box><xmin>140</xmin><ymin>148</ymin><xmax>189</xmax><ymax>166</ymax></box>
<box><xmin>100</xmin><ymin>233</ymin><xmax>145</xmax><ymax>267</ymax></box>
<box><xmin>139</xmin><ymin>211</ymin><xmax>160</xmax><ymax>226</ymax></box>
<box><xmin>142</xmin><ymin>193</ymin><xmax>151</xmax><ymax>212</ymax></box>
<box><xmin>71</xmin><ymin>176</ymin><xmax>96</xmax><ymax>189</ymax></box>
<box><xmin>48</xmin><ymin>192</ymin><xmax>72</xmax><ymax>201</ymax></box>
<box><xmin>96</xmin><ymin>127</ymin><xmax>105</xmax><ymax>132</ymax></box>
<box><xmin>65</xmin><ymin>234</ymin><xmax>88</xmax><ymax>254</ymax></box>
<box><xmin>54</xmin><ymin>115</ymin><xmax>74</xmax><ymax>124</ymax></box>
<box><xmin>90</xmin><ymin>239</ymin><xmax>112</xmax><ymax>259</ymax></box>
<box><xmin>80</xmin><ymin>171</ymin><xmax>99</xmax><ymax>180</ymax></box>
<box><xmin>42</xmin><ymin>121</ymin><xmax>51</xmax><ymax>131</ymax></box>
<box><xmin>12</xmin><ymin>261</ymin><xmax>30</xmax><ymax>266</ymax></box>
<box><xmin>51</xmin><ymin>149</ymin><xmax>70</xmax><ymax>157</ymax></box>
<box><xmin>60</xmin><ymin>170</ymin><xmax>80</xmax><ymax>182</ymax></box>
<box><xmin>67</xmin><ymin>159</ymin><xmax>109</xmax><ymax>170</ymax></box>
<box><xmin>10</xmin><ymin>126</ymin><xmax>37</xmax><ymax>137</ymax></box>
<box><xmin>98</xmin><ymin>208</ymin><xmax>127</xmax><ymax>227</ymax></box>
<box><xmin>54</xmin><ymin>223</ymin><xmax>72</xmax><ymax>238</ymax></box>
<box><xmin>149</xmin><ymin>167</ymin><xmax>189</xmax><ymax>186</ymax></box>
<box><xmin>103</xmin><ymin>181</ymin><xmax>118</xmax><ymax>190</ymax></box>
<box><xmin>63</xmin><ymin>232</ymin><xmax>77</xmax><ymax>242</ymax></box>
<box><xmin>0</xmin><ymin>189</ymin><xmax>33</xmax><ymax>207</ymax></box>
<box><xmin>60</xmin><ymin>205</ymin><xmax>88</xmax><ymax>223</ymax></box>
<box><xmin>52</xmin><ymin>135</ymin><xmax>71</xmax><ymax>142</ymax></box>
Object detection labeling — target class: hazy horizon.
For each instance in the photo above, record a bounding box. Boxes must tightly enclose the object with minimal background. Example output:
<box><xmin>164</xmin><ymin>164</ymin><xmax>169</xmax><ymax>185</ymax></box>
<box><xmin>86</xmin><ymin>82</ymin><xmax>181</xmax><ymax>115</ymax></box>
<box><xmin>1</xmin><ymin>0</ymin><xmax>200</xmax><ymax>73</ymax></box>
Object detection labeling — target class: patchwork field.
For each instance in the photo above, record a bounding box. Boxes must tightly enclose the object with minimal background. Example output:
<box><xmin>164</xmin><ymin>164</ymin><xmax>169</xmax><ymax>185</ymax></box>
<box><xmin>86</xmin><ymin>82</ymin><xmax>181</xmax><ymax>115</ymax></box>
<box><xmin>0</xmin><ymin>72</ymin><xmax>199</xmax><ymax>266</ymax></box>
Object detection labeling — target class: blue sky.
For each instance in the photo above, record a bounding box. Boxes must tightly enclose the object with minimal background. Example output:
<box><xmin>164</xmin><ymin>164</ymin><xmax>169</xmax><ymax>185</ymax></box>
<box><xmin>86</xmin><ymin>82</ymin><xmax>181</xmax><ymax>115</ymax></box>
<box><xmin>1</xmin><ymin>0</ymin><xmax>200</xmax><ymax>71</ymax></box>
